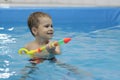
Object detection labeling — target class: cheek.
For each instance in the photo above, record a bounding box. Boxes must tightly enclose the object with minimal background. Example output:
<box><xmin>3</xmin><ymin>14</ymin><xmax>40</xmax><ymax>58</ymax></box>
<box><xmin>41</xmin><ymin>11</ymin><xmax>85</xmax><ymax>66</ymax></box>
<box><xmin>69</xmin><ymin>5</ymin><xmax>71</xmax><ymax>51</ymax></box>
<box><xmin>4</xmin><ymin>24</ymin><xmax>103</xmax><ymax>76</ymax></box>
<box><xmin>38</xmin><ymin>29</ymin><xmax>46</xmax><ymax>36</ymax></box>
<box><xmin>41</xmin><ymin>28</ymin><xmax>48</xmax><ymax>33</ymax></box>
<box><xmin>37</xmin><ymin>27</ymin><xmax>48</xmax><ymax>35</ymax></box>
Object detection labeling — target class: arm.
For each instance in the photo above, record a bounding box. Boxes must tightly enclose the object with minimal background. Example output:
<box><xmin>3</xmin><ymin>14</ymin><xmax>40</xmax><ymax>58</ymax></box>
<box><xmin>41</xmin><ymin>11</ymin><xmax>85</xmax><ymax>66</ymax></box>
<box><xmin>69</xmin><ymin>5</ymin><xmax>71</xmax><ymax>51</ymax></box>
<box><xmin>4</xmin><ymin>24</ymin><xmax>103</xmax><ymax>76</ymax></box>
<box><xmin>55</xmin><ymin>45</ymin><xmax>61</xmax><ymax>54</ymax></box>
<box><xmin>46</xmin><ymin>41</ymin><xmax>61</xmax><ymax>55</ymax></box>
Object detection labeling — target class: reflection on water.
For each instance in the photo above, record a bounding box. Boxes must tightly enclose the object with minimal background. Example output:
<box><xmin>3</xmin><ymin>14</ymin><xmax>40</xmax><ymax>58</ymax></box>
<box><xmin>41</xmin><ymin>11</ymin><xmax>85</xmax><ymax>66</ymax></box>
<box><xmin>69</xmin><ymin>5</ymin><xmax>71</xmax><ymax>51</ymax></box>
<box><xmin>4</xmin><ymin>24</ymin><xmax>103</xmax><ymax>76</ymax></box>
<box><xmin>19</xmin><ymin>63</ymin><xmax>39</xmax><ymax>80</ymax></box>
<box><xmin>19</xmin><ymin>61</ymin><xmax>93</xmax><ymax>80</ymax></box>
<box><xmin>0</xmin><ymin>25</ymin><xmax>120</xmax><ymax>80</ymax></box>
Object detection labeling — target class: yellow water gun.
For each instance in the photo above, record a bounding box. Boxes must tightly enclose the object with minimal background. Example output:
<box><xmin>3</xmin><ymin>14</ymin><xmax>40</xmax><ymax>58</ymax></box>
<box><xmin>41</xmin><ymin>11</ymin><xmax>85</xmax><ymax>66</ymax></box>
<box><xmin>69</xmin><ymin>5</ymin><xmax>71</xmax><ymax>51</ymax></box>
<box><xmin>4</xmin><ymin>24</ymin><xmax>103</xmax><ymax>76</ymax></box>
<box><xmin>18</xmin><ymin>38</ymin><xmax>71</xmax><ymax>58</ymax></box>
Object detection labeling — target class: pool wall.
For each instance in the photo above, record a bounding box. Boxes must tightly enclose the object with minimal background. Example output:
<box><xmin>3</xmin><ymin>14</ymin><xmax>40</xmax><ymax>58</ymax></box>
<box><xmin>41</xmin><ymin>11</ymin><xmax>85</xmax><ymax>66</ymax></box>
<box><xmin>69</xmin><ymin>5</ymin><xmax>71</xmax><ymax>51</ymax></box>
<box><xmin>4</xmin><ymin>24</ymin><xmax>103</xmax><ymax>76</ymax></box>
<box><xmin>0</xmin><ymin>7</ymin><xmax>120</xmax><ymax>32</ymax></box>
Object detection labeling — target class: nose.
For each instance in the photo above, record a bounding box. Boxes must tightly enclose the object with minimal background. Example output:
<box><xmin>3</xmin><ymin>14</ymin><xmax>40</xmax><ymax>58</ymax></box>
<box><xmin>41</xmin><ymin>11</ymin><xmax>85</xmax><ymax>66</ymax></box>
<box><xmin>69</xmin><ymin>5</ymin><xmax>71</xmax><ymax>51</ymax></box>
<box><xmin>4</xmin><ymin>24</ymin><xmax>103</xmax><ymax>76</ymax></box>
<box><xmin>50</xmin><ymin>28</ymin><xmax>54</xmax><ymax>32</ymax></box>
<box><xmin>49</xmin><ymin>26</ymin><xmax>53</xmax><ymax>31</ymax></box>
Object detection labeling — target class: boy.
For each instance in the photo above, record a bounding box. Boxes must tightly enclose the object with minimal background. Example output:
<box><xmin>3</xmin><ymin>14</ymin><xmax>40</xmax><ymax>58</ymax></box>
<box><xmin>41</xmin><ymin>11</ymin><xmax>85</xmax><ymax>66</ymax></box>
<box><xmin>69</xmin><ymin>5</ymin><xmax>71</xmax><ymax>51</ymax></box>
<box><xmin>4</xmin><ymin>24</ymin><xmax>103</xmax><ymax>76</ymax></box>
<box><xmin>25</xmin><ymin>12</ymin><xmax>61</xmax><ymax>64</ymax></box>
<box><xmin>20</xmin><ymin>12</ymin><xmax>90</xmax><ymax>77</ymax></box>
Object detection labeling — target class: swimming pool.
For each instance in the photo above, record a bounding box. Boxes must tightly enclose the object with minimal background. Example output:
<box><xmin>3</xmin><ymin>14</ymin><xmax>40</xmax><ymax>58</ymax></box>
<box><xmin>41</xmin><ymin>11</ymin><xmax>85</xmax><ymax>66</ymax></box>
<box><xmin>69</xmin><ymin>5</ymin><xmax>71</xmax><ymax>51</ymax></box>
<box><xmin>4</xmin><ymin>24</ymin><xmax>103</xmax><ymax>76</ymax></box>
<box><xmin>0</xmin><ymin>7</ymin><xmax>120</xmax><ymax>80</ymax></box>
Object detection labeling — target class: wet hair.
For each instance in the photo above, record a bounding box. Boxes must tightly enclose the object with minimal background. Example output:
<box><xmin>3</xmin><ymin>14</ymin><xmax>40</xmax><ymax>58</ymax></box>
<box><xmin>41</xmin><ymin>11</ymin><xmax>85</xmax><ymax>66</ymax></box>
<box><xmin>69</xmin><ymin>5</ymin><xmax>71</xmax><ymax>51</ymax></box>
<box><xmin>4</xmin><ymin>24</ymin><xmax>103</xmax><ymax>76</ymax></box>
<box><xmin>27</xmin><ymin>12</ymin><xmax>51</xmax><ymax>36</ymax></box>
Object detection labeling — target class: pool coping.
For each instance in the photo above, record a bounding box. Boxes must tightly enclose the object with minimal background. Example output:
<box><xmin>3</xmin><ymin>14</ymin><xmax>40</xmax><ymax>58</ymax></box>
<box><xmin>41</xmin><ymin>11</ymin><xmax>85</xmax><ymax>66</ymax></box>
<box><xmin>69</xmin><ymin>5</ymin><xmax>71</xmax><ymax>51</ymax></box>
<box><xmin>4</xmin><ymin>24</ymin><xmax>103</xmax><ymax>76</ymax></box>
<box><xmin>0</xmin><ymin>3</ymin><xmax>120</xmax><ymax>8</ymax></box>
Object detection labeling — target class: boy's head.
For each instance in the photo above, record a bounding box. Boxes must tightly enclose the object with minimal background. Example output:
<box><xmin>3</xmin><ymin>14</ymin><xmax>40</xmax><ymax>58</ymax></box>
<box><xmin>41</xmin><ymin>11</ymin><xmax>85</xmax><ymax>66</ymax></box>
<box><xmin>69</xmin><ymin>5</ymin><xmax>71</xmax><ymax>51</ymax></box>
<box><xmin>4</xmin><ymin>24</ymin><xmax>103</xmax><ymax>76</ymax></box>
<box><xmin>28</xmin><ymin>12</ymin><xmax>52</xmax><ymax>36</ymax></box>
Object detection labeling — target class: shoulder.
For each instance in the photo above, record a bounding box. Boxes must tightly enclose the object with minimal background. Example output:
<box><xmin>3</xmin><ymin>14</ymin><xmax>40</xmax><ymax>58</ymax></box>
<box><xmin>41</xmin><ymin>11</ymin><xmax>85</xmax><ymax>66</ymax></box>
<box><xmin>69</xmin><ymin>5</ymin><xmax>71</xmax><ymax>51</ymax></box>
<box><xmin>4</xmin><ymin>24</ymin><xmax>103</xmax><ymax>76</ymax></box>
<box><xmin>24</xmin><ymin>41</ymin><xmax>36</xmax><ymax>50</ymax></box>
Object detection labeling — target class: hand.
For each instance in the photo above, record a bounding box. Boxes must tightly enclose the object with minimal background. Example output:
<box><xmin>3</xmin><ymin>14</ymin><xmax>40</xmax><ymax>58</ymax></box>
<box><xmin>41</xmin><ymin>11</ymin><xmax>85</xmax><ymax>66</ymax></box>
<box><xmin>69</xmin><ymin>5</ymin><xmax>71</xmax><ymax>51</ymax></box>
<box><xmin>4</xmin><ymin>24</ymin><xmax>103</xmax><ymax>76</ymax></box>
<box><xmin>46</xmin><ymin>41</ymin><xmax>57</xmax><ymax>53</ymax></box>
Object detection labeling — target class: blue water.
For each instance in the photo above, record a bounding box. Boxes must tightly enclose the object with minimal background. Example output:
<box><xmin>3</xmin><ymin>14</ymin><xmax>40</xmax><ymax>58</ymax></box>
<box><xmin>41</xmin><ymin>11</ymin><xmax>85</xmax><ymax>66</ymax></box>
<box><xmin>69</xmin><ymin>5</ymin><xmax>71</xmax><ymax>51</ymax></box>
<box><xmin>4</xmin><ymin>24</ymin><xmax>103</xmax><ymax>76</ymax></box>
<box><xmin>0</xmin><ymin>24</ymin><xmax>120</xmax><ymax>80</ymax></box>
<box><xmin>0</xmin><ymin>7</ymin><xmax>120</xmax><ymax>80</ymax></box>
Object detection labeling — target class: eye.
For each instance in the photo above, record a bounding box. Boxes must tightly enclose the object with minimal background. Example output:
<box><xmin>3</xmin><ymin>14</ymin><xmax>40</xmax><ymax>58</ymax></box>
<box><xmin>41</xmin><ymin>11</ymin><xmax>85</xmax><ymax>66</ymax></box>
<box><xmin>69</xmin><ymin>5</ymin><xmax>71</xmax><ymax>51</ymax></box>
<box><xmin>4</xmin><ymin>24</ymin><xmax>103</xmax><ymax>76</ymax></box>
<box><xmin>51</xmin><ymin>25</ymin><xmax>53</xmax><ymax>28</ymax></box>
<box><xmin>44</xmin><ymin>24</ymin><xmax>49</xmax><ymax>28</ymax></box>
<box><xmin>44</xmin><ymin>24</ymin><xmax>53</xmax><ymax>28</ymax></box>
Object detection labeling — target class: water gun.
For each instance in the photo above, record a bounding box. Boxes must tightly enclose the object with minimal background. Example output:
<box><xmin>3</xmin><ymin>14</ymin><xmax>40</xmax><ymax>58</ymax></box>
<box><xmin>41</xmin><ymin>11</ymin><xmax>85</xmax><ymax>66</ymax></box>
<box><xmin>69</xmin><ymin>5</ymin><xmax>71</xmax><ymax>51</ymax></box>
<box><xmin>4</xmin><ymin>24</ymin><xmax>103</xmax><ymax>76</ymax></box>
<box><xmin>18</xmin><ymin>38</ymin><xmax>71</xmax><ymax>58</ymax></box>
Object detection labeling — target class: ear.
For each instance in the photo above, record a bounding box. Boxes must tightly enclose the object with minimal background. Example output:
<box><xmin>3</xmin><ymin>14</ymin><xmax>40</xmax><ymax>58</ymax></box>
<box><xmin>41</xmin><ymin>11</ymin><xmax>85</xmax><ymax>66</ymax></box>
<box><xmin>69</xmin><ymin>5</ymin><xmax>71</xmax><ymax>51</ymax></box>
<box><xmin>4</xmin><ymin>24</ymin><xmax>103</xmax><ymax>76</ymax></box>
<box><xmin>31</xmin><ymin>27</ymin><xmax>38</xmax><ymax>36</ymax></box>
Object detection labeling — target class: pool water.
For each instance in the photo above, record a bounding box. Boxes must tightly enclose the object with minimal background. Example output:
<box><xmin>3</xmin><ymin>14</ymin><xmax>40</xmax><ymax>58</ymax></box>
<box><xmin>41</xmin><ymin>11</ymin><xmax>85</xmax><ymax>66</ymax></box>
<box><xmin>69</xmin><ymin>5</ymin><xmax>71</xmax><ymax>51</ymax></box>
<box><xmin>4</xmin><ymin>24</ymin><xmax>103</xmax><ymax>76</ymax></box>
<box><xmin>0</xmin><ymin>25</ymin><xmax>120</xmax><ymax>80</ymax></box>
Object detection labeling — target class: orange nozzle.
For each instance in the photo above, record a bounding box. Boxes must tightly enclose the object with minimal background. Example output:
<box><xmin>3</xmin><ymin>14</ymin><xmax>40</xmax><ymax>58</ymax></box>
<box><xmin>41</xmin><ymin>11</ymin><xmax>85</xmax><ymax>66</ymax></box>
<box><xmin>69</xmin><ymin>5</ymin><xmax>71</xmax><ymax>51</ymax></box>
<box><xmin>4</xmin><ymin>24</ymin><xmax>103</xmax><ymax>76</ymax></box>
<box><xmin>64</xmin><ymin>38</ymin><xmax>71</xmax><ymax>43</ymax></box>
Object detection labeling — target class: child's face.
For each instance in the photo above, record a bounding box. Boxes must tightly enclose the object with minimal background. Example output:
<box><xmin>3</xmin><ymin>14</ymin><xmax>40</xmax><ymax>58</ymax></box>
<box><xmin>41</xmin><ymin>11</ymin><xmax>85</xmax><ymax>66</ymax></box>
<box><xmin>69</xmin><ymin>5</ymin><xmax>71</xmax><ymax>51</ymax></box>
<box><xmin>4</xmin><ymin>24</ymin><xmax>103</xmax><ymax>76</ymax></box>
<box><xmin>33</xmin><ymin>17</ymin><xmax>54</xmax><ymax>40</ymax></box>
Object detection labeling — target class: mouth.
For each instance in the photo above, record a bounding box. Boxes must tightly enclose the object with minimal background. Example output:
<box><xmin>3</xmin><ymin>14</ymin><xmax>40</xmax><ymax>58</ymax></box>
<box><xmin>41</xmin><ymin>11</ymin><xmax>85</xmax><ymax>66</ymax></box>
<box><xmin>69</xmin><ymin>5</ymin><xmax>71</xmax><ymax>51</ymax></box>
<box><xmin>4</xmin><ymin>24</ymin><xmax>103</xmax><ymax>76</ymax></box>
<box><xmin>47</xmin><ymin>32</ymin><xmax>53</xmax><ymax>35</ymax></box>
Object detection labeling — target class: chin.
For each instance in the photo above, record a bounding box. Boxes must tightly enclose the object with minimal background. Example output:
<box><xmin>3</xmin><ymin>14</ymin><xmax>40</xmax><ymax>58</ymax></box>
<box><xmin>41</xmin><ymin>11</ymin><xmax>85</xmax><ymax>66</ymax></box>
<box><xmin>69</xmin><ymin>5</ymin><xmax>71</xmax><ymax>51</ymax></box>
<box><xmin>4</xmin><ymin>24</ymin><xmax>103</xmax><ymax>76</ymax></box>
<box><xmin>48</xmin><ymin>37</ymin><xmax>53</xmax><ymax>39</ymax></box>
<box><xmin>45</xmin><ymin>37</ymin><xmax>52</xmax><ymax>40</ymax></box>
<box><xmin>47</xmin><ymin>35</ymin><xmax>53</xmax><ymax>39</ymax></box>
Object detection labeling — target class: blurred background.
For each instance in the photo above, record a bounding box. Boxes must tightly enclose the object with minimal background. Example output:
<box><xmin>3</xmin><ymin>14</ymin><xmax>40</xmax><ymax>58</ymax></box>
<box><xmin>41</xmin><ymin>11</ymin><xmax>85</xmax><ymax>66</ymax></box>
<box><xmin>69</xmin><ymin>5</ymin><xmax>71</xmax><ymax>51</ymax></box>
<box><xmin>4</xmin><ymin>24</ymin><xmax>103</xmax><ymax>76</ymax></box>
<box><xmin>0</xmin><ymin>0</ymin><xmax>120</xmax><ymax>7</ymax></box>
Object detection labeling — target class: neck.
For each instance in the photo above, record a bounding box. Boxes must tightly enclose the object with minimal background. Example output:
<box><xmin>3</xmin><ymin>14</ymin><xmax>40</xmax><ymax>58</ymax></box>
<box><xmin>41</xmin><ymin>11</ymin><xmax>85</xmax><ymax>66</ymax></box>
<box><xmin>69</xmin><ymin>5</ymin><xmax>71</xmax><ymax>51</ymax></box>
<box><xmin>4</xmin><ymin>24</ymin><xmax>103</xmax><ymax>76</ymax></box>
<box><xmin>35</xmin><ymin>37</ymin><xmax>49</xmax><ymax>45</ymax></box>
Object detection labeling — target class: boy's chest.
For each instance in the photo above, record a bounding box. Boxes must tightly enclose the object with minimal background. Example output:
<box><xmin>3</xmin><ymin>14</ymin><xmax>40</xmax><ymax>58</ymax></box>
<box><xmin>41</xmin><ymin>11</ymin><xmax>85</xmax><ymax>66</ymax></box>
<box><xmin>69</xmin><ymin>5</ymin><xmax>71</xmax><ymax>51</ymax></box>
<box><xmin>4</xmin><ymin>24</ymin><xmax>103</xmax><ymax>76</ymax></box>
<box><xmin>30</xmin><ymin>42</ymin><xmax>53</xmax><ymax>58</ymax></box>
